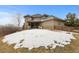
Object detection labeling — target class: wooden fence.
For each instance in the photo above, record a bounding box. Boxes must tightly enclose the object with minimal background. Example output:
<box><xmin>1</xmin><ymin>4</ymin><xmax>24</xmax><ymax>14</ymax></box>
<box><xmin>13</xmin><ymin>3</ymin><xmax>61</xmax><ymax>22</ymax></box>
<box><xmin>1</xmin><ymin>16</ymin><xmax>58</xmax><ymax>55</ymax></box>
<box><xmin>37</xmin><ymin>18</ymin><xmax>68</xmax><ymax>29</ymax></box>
<box><xmin>54</xmin><ymin>25</ymin><xmax>79</xmax><ymax>32</ymax></box>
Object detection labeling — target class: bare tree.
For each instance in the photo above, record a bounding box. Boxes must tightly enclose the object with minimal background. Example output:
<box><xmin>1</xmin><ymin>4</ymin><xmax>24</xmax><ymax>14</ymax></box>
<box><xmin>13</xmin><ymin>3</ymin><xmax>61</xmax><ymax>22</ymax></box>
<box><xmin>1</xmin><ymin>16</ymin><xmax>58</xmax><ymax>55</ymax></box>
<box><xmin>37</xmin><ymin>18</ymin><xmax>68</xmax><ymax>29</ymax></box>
<box><xmin>16</xmin><ymin>13</ymin><xmax>21</xmax><ymax>27</ymax></box>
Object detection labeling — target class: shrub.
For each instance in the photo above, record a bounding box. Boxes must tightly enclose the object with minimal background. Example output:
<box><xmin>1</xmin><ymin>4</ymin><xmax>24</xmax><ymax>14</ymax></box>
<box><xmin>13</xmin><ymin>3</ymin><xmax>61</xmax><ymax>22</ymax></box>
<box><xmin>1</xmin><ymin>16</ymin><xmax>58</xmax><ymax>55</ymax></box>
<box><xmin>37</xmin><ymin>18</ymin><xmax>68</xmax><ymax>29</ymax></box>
<box><xmin>0</xmin><ymin>24</ymin><xmax>22</xmax><ymax>36</ymax></box>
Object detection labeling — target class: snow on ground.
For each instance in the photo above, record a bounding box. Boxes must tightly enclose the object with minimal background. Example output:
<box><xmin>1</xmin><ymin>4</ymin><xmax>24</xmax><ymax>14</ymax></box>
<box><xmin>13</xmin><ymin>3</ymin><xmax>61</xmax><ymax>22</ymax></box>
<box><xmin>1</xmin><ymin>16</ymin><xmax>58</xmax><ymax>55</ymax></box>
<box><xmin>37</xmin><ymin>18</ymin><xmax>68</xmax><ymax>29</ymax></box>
<box><xmin>2</xmin><ymin>29</ymin><xmax>76</xmax><ymax>49</ymax></box>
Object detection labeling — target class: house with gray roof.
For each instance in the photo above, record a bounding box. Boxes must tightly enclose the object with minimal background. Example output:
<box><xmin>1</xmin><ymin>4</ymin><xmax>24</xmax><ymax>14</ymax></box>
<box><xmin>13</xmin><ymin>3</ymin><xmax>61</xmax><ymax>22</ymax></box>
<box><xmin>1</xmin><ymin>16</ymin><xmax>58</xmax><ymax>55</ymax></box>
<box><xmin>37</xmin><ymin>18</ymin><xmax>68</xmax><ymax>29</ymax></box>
<box><xmin>23</xmin><ymin>14</ymin><xmax>65</xmax><ymax>30</ymax></box>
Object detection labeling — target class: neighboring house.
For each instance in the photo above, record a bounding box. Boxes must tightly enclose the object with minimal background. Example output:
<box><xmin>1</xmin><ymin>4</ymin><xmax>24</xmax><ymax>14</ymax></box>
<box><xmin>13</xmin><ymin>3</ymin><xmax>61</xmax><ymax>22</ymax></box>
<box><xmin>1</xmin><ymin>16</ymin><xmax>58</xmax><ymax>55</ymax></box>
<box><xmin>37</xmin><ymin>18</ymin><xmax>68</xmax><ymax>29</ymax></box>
<box><xmin>23</xmin><ymin>14</ymin><xmax>65</xmax><ymax>30</ymax></box>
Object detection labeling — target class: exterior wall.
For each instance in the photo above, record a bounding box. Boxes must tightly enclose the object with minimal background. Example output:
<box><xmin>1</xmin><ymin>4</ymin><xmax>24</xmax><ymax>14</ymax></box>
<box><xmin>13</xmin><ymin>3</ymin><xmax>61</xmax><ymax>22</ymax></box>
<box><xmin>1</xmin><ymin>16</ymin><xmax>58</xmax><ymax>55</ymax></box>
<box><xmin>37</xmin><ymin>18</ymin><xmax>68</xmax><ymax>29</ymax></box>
<box><xmin>23</xmin><ymin>22</ymin><xmax>29</xmax><ymax>29</ymax></box>
<box><xmin>41</xmin><ymin>20</ymin><xmax>64</xmax><ymax>30</ymax></box>
<box><xmin>23</xmin><ymin>16</ymin><xmax>65</xmax><ymax>30</ymax></box>
<box><xmin>41</xmin><ymin>20</ymin><xmax>55</xmax><ymax>30</ymax></box>
<box><xmin>32</xmin><ymin>17</ymin><xmax>41</xmax><ymax>21</ymax></box>
<box><xmin>25</xmin><ymin>17</ymin><xmax>32</xmax><ymax>22</ymax></box>
<box><xmin>23</xmin><ymin>17</ymin><xmax>32</xmax><ymax>29</ymax></box>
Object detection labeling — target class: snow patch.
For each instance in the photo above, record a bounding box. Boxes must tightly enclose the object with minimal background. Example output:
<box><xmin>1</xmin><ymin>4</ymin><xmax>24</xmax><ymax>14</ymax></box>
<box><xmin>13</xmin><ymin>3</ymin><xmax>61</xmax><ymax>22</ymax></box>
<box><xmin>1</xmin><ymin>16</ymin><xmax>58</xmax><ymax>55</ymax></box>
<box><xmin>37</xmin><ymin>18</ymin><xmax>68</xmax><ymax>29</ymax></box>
<box><xmin>2</xmin><ymin>29</ymin><xmax>76</xmax><ymax>49</ymax></box>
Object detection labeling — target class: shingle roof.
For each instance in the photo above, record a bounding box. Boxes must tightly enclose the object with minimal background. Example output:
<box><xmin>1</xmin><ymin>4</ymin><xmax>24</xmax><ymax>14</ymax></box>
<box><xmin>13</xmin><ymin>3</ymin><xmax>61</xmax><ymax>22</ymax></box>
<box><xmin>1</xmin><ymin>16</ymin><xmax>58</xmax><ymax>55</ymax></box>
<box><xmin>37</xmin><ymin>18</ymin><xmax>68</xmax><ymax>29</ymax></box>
<box><xmin>24</xmin><ymin>14</ymin><xmax>65</xmax><ymax>22</ymax></box>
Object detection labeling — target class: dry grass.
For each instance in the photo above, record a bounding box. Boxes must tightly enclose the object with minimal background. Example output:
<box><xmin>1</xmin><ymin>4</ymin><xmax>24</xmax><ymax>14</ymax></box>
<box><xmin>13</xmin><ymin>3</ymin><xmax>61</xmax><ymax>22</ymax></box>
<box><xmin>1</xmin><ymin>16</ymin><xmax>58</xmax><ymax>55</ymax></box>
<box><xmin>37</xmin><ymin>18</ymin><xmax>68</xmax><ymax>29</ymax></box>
<box><xmin>0</xmin><ymin>37</ymin><xmax>16</xmax><ymax>53</ymax></box>
<box><xmin>0</xmin><ymin>33</ymin><xmax>79</xmax><ymax>53</ymax></box>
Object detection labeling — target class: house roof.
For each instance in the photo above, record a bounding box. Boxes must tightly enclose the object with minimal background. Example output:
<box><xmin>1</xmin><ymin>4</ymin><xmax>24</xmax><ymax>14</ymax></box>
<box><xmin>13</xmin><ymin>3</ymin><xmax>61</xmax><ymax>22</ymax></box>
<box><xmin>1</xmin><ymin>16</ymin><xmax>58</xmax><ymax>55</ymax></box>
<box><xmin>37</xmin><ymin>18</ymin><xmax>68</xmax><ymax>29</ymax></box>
<box><xmin>41</xmin><ymin>17</ymin><xmax>65</xmax><ymax>23</ymax></box>
<box><xmin>32</xmin><ymin>14</ymin><xmax>42</xmax><ymax>18</ymax></box>
<box><xmin>24</xmin><ymin>15</ymin><xmax>31</xmax><ymax>18</ymax></box>
<box><xmin>24</xmin><ymin>14</ymin><xmax>65</xmax><ymax>22</ymax></box>
<box><xmin>48</xmin><ymin>15</ymin><xmax>65</xmax><ymax>22</ymax></box>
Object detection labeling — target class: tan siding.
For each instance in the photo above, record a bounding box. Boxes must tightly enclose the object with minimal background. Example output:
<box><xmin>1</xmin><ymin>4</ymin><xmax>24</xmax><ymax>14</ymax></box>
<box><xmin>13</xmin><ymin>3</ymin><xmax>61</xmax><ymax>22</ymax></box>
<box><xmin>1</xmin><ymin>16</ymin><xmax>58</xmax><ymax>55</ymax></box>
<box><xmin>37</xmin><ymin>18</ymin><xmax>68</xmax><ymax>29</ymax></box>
<box><xmin>41</xmin><ymin>20</ymin><xmax>64</xmax><ymax>30</ymax></box>
<box><xmin>41</xmin><ymin>21</ymin><xmax>55</xmax><ymax>30</ymax></box>
<box><xmin>25</xmin><ymin>17</ymin><xmax>32</xmax><ymax>22</ymax></box>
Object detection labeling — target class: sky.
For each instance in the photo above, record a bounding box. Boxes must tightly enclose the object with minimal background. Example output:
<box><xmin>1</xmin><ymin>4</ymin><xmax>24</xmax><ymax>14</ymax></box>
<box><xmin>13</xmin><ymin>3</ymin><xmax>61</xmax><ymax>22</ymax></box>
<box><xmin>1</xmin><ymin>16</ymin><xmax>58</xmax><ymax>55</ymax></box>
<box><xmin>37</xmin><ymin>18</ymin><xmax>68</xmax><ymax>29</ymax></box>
<box><xmin>0</xmin><ymin>5</ymin><xmax>79</xmax><ymax>26</ymax></box>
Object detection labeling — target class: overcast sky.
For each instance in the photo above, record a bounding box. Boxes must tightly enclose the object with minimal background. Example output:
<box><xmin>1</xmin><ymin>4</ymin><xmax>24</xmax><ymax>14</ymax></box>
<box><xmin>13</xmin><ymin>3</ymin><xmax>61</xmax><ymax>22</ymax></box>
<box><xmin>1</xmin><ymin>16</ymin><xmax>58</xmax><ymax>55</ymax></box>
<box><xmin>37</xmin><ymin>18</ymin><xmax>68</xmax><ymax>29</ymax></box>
<box><xmin>0</xmin><ymin>5</ymin><xmax>79</xmax><ymax>25</ymax></box>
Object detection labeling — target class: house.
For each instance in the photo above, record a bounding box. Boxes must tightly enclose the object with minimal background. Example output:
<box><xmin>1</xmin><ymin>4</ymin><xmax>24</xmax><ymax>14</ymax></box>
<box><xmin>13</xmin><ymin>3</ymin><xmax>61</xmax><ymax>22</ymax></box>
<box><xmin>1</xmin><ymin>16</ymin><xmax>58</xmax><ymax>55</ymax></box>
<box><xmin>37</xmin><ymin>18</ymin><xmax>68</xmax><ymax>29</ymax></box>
<box><xmin>23</xmin><ymin>14</ymin><xmax>65</xmax><ymax>30</ymax></box>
